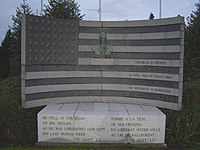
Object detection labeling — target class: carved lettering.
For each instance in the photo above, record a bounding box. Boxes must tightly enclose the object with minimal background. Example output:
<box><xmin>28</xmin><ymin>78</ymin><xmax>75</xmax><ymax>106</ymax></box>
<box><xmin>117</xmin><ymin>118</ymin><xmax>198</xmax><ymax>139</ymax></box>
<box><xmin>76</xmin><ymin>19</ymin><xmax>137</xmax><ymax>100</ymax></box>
<box><xmin>39</xmin><ymin>114</ymin><xmax>164</xmax><ymax>144</ymax></box>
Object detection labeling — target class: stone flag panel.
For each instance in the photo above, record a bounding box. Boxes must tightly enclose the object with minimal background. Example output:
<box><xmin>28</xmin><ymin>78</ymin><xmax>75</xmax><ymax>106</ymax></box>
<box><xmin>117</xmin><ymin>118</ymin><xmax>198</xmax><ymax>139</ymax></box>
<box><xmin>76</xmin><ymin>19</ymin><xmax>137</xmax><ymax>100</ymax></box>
<box><xmin>21</xmin><ymin>15</ymin><xmax>184</xmax><ymax>110</ymax></box>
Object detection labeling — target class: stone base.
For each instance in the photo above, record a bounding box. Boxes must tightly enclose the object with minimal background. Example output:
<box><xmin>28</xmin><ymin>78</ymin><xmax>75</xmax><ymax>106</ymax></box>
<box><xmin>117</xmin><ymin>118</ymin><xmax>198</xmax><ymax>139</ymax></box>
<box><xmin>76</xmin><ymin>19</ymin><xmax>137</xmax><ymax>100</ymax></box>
<box><xmin>38</xmin><ymin>103</ymin><xmax>166</xmax><ymax>144</ymax></box>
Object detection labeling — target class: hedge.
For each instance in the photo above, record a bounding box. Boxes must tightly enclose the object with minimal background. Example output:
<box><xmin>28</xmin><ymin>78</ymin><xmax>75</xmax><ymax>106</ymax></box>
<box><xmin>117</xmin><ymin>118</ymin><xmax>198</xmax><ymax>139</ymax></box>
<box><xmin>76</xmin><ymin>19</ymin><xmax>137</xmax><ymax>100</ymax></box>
<box><xmin>0</xmin><ymin>76</ymin><xmax>42</xmax><ymax>146</ymax></box>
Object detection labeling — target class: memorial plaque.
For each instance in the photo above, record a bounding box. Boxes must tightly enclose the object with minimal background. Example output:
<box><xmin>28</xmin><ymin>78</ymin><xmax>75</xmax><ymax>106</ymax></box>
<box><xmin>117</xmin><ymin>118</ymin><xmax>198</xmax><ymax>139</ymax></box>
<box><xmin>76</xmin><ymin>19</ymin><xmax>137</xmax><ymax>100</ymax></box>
<box><xmin>38</xmin><ymin>103</ymin><xmax>166</xmax><ymax>144</ymax></box>
<box><xmin>21</xmin><ymin>15</ymin><xmax>184</xmax><ymax>110</ymax></box>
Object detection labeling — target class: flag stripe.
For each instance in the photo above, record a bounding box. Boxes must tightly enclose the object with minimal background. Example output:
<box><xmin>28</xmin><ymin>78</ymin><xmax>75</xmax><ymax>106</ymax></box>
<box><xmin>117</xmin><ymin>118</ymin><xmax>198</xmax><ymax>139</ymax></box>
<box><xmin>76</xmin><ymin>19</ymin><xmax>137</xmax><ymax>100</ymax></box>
<box><xmin>25</xmin><ymin>90</ymin><xmax>178</xmax><ymax>103</ymax></box>
<box><xmin>23</xmin><ymin>96</ymin><xmax>179</xmax><ymax>110</ymax></box>
<box><xmin>25</xmin><ymin>65</ymin><xmax>180</xmax><ymax>74</ymax></box>
<box><xmin>79</xmin><ymin>31</ymin><xmax>181</xmax><ymax>40</ymax></box>
<box><xmin>78</xmin><ymin>58</ymin><xmax>180</xmax><ymax>67</ymax></box>
<box><xmin>25</xmin><ymin>71</ymin><xmax>179</xmax><ymax>81</ymax></box>
<box><xmin>78</xmin><ymin>45</ymin><xmax>181</xmax><ymax>53</ymax></box>
<box><xmin>26</xmin><ymin>84</ymin><xmax>101</xmax><ymax>94</ymax></box>
<box><xmin>102</xmin><ymin>84</ymin><xmax>179</xmax><ymax>96</ymax></box>
<box><xmin>80</xmin><ymin>17</ymin><xmax>183</xmax><ymax>27</ymax></box>
<box><xmin>103</xmin><ymin>71</ymin><xmax>179</xmax><ymax>81</ymax></box>
<box><xmin>25</xmin><ymin>84</ymin><xmax>178</xmax><ymax>96</ymax></box>
<box><xmin>26</xmin><ymin>71</ymin><xmax>101</xmax><ymax>79</ymax></box>
<box><xmin>25</xmin><ymin>78</ymin><xmax>179</xmax><ymax>88</ymax></box>
<box><xmin>79</xmin><ymin>24</ymin><xmax>181</xmax><ymax>33</ymax></box>
<box><xmin>79</xmin><ymin>38</ymin><xmax>180</xmax><ymax>46</ymax></box>
<box><xmin>78</xmin><ymin>52</ymin><xmax>180</xmax><ymax>60</ymax></box>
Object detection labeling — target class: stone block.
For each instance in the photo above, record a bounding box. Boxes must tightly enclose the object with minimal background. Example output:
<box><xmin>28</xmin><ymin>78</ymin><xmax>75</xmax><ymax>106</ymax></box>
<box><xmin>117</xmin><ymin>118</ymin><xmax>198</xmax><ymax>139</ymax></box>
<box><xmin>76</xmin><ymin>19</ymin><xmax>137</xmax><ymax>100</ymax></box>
<box><xmin>38</xmin><ymin>103</ymin><xmax>166</xmax><ymax>144</ymax></box>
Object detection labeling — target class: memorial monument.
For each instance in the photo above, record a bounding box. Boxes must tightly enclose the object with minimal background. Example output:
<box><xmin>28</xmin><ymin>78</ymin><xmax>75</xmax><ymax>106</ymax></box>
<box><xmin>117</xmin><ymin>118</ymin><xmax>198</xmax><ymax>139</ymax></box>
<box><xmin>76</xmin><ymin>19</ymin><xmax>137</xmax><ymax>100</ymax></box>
<box><xmin>21</xmin><ymin>14</ymin><xmax>184</xmax><ymax>145</ymax></box>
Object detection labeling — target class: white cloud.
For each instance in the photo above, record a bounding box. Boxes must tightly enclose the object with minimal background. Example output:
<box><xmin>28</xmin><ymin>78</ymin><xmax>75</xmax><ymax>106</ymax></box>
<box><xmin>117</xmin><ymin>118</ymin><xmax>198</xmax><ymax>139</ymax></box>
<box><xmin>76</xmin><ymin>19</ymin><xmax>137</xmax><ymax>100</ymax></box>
<box><xmin>102</xmin><ymin>0</ymin><xmax>146</xmax><ymax>20</ymax></box>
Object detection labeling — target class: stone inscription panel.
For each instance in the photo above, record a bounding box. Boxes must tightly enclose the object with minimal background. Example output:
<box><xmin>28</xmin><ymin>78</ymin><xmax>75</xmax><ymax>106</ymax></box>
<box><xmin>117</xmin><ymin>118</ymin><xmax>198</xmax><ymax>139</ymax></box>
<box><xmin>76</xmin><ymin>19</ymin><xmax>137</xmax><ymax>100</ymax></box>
<box><xmin>38</xmin><ymin>104</ymin><xmax>166</xmax><ymax>144</ymax></box>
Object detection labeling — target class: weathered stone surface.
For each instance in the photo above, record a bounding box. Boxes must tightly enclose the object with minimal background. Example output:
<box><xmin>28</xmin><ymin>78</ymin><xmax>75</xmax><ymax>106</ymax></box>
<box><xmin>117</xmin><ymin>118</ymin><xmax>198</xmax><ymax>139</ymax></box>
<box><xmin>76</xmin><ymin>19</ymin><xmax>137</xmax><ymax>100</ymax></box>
<box><xmin>38</xmin><ymin>103</ymin><xmax>166</xmax><ymax>144</ymax></box>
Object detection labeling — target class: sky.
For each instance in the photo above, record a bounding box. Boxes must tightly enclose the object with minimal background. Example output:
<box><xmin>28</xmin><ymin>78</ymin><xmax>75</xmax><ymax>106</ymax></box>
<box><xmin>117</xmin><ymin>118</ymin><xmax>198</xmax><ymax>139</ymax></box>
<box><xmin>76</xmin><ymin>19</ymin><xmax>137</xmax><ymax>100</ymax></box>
<box><xmin>0</xmin><ymin>0</ymin><xmax>198</xmax><ymax>45</ymax></box>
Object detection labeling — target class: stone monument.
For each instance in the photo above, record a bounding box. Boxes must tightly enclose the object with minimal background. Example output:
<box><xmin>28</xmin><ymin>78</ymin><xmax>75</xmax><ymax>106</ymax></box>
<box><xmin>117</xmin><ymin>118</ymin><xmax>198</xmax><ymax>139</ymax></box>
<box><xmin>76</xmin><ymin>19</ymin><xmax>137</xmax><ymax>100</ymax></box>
<box><xmin>21</xmin><ymin>14</ymin><xmax>184</xmax><ymax>146</ymax></box>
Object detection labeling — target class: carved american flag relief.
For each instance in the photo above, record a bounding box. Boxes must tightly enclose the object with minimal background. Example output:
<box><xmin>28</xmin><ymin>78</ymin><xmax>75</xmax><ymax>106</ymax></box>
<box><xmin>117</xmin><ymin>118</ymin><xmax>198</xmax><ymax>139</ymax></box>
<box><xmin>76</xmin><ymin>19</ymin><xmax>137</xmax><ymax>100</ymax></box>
<box><xmin>21</xmin><ymin>15</ymin><xmax>184</xmax><ymax>110</ymax></box>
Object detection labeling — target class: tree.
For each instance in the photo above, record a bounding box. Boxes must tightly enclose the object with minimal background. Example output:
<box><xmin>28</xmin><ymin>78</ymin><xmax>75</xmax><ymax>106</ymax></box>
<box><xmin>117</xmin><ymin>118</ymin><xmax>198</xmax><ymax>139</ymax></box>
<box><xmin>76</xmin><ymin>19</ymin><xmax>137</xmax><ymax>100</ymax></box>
<box><xmin>149</xmin><ymin>12</ymin><xmax>154</xmax><ymax>20</ymax></box>
<box><xmin>0</xmin><ymin>30</ymin><xmax>12</xmax><ymax>78</ymax></box>
<box><xmin>184</xmin><ymin>0</ymin><xmax>200</xmax><ymax>81</ymax></box>
<box><xmin>44</xmin><ymin>0</ymin><xmax>84</xmax><ymax>20</ymax></box>
<box><xmin>9</xmin><ymin>0</ymin><xmax>33</xmax><ymax>76</ymax></box>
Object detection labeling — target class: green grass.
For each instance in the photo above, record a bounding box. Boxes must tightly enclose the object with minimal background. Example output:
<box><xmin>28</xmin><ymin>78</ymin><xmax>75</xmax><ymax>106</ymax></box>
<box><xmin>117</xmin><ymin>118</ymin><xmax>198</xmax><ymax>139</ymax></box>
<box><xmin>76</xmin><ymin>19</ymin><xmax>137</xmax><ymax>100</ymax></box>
<box><xmin>187</xmin><ymin>147</ymin><xmax>200</xmax><ymax>150</ymax></box>
<box><xmin>168</xmin><ymin>146</ymin><xmax>200</xmax><ymax>150</ymax></box>
<box><xmin>0</xmin><ymin>146</ymin><xmax>200</xmax><ymax>150</ymax></box>
<box><xmin>0</xmin><ymin>148</ymin><xmax>81</xmax><ymax>150</ymax></box>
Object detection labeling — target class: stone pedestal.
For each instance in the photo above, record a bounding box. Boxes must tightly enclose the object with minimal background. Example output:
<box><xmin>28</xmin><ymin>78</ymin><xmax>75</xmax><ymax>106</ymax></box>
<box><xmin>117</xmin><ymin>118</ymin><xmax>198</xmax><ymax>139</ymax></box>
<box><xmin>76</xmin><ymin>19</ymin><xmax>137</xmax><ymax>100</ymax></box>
<box><xmin>38</xmin><ymin>103</ymin><xmax>166</xmax><ymax>144</ymax></box>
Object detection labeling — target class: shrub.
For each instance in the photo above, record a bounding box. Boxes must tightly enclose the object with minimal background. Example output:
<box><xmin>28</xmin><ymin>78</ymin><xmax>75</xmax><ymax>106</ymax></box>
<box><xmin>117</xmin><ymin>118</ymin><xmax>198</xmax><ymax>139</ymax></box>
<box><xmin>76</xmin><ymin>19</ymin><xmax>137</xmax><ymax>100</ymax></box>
<box><xmin>163</xmin><ymin>80</ymin><xmax>200</xmax><ymax>145</ymax></box>
<box><xmin>0</xmin><ymin>76</ymin><xmax>42</xmax><ymax>146</ymax></box>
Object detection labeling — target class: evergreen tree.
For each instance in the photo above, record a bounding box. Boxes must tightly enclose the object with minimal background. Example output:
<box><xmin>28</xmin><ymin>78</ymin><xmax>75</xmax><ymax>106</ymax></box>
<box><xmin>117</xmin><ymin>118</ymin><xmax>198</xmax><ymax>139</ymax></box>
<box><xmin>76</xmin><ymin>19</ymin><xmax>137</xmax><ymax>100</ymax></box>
<box><xmin>185</xmin><ymin>0</ymin><xmax>200</xmax><ymax>81</ymax></box>
<box><xmin>0</xmin><ymin>30</ymin><xmax>12</xmax><ymax>78</ymax></box>
<box><xmin>9</xmin><ymin>0</ymin><xmax>33</xmax><ymax>76</ymax></box>
<box><xmin>44</xmin><ymin>0</ymin><xmax>84</xmax><ymax>20</ymax></box>
<box><xmin>149</xmin><ymin>12</ymin><xmax>154</xmax><ymax>20</ymax></box>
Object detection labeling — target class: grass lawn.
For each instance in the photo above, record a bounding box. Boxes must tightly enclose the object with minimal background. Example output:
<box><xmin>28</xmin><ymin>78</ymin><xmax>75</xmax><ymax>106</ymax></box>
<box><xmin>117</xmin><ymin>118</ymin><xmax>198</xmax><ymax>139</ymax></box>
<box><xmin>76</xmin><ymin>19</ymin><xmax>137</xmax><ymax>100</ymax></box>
<box><xmin>0</xmin><ymin>146</ymin><xmax>200</xmax><ymax>150</ymax></box>
<box><xmin>0</xmin><ymin>148</ymin><xmax>78</xmax><ymax>150</ymax></box>
<box><xmin>168</xmin><ymin>146</ymin><xmax>200</xmax><ymax>150</ymax></box>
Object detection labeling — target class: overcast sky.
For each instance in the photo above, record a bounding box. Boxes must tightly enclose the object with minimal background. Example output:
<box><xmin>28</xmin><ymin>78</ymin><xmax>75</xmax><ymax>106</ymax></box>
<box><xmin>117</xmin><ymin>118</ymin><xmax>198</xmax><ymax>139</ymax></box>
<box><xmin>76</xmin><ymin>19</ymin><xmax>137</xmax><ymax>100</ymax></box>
<box><xmin>0</xmin><ymin>0</ymin><xmax>198</xmax><ymax>45</ymax></box>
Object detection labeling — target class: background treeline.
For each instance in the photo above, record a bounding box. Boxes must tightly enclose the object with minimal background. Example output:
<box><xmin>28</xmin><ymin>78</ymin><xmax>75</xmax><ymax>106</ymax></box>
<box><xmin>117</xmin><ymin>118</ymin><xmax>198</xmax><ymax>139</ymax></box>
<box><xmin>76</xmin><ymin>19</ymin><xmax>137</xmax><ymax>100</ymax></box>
<box><xmin>0</xmin><ymin>0</ymin><xmax>200</xmax><ymax>146</ymax></box>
